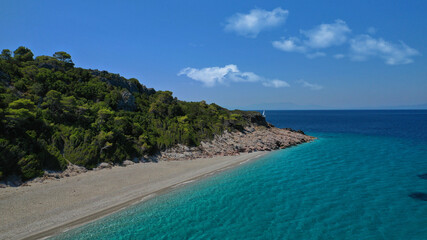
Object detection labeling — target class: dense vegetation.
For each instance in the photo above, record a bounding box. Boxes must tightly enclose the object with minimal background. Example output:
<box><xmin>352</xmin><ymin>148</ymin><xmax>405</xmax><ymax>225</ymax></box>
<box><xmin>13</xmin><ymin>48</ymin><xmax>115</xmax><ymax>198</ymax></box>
<box><xmin>0</xmin><ymin>47</ymin><xmax>262</xmax><ymax>181</ymax></box>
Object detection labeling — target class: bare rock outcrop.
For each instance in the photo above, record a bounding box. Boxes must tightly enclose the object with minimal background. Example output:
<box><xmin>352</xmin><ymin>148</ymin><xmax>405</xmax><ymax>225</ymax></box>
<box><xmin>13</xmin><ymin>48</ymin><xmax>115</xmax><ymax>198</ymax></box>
<box><xmin>95</xmin><ymin>162</ymin><xmax>112</xmax><ymax>170</ymax></box>
<box><xmin>22</xmin><ymin>164</ymin><xmax>88</xmax><ymax>185</ymax></box>
<box><xmin>160</xmin><ymin>125</ymin><xmax>314</xmax><ymax>161</ymax></box>
<box><xmin>90</xmin><ymin>70</ymin><xmax>155</xmax><ymax>95</ymax></box>
<box><xmin>60</xmin><ymin>164</ymin><xmax>88</xmax><ymax>177</ymax></box>
<box><xmin>122</xmin><ymin>160</ymin><xmax>135</xmax><ymax>166</ymax></box>
<box><xmin>117</xmin><ymin>90</ymin><xmax>136</xmax><ymax>111</ymax></box>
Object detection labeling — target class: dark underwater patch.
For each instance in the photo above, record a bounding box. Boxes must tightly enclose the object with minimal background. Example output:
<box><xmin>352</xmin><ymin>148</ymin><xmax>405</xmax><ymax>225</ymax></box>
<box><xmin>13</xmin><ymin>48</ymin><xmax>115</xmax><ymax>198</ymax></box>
<box><xmin>409</xmin><ymin>192</ymin><xmax>427</xmax><ymax>201</ymax></box>
<box><xmin>417</xmin><ymin>173</ymin><xmax>427</xmax><ymax>180</ymax></box>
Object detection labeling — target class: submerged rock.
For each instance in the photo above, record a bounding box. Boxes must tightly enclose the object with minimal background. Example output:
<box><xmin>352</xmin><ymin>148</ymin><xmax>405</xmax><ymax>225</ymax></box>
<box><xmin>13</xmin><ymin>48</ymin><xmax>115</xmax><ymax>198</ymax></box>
<box><xmin>418</xmin><ymin>173</ymin><xmax>427</xmax><ymax>180</ymax></box>
<box><xmin>409</xmin><ymin>192</ymin><xmax>427</xmax><ymax>201</ymax></box>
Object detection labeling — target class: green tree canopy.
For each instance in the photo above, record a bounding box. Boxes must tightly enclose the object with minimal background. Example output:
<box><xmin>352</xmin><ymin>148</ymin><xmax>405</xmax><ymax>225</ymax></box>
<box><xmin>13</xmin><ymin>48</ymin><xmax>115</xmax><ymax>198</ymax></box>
<box><xmin>0</xmin><ymin>49</ymin><xmax>12</xmax><ymax>60</ymax></box>
<box><xmin>13</xmin><ymin>46</ymin><xmax>34</xmax><ymax>62</ymax></box>
<box><xmin>53</xmin><ymin>51</ymin><xmax>74</xmax><ymax>68</ymax></box>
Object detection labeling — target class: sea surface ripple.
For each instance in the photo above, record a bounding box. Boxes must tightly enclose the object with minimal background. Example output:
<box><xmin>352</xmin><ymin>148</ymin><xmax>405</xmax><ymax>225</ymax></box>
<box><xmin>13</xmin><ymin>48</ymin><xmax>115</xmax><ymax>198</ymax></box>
<box><xmin>52</xmin><ymin>110</ymin><xmax>427</xmax><ymax>240</ymax></box>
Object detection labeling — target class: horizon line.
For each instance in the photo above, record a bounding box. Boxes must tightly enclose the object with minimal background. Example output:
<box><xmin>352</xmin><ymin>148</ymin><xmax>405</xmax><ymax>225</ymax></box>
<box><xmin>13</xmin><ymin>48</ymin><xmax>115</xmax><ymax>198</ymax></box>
<box><xmin>233</xmin><ymin>109</ymin><xmax>427</xmax><ymax>111</ymax></box>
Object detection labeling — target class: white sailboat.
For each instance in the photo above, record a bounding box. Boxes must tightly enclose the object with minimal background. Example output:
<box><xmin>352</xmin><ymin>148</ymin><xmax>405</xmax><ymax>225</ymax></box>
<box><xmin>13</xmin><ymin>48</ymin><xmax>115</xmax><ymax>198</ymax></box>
<box><xmin>262</xmin><ymin>110</ymin><xmax>266</xmax><ymax>118</ymax></box>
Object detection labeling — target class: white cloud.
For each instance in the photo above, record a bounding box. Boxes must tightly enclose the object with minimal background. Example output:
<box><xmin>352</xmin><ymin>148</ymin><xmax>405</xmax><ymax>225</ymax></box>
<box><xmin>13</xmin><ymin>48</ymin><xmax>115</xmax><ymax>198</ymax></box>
<box><xmin>301</xmin><ymin>19</ymin><xmax>351</xmax><ymax>48</ymax></box>
<box><xmin>350</xmin><ymin>35</ymin><xmax>419</xmax><ymax>65</ymax></box>
<box><xmin>334</xmin><ymin>54</ymin><xmax>345</xmax><ymax>59</ymax></box>
<box><xmin>272</xmin><ymin>19</ymin><xmax>419</xmax><ymax>65</ymax></box>
<box><xmin>306</xmin><ymin>52</ymin><xmax>326</xmax><ymax>59</ymax></box>
<box><xmin>272</xmin><ymin>37</ymin><xmax>307</xmax><ymax>53</ymax></box>
<box><xmin>178</xmin><ymin>64</ymin><xmax>289</xmax><ymax>88</ymax></box>
<box><xmin>225</xmin><ymin>7</ymin><xmax>288</xmax><ymax>38</ymax></box>
<box><xmin>273</xmin><ymin>20</ymin><xmax>350</xmax><ymax>59</ymax></box>
<box><xmin>178</xmin><ymin>64</ymin><xmax>238</xmax><ymax>87</ymax></box>
<box><xmin>262</xmin><ymin>80</ymin><xmax>290</xmax><ymax>88</ymax></box>
<box><xmin>298</xmin><ymin>80</ymin><xmax>323</xmax><ymax>90</ymax></box>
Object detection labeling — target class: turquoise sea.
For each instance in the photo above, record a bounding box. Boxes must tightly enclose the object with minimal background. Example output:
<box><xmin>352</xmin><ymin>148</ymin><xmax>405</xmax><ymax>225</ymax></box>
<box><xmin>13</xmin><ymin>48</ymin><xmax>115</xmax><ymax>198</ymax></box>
<box><xmin>53</xmin><ymin>110</ymin><xmax>427</xmax><ymax>240</ymax></box>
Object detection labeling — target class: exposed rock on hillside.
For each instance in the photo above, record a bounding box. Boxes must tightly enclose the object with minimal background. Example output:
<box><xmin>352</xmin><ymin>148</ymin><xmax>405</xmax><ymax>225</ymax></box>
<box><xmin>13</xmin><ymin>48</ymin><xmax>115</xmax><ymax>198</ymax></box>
<box><xmin>91</xmin><ymin>70</ymin><xmax>155</xmax><ymax>95</ymax></box>
<box><xmin>117</xmin><ymin>90</ymin><xmax>136</xmax><ymax>111</ymax></box>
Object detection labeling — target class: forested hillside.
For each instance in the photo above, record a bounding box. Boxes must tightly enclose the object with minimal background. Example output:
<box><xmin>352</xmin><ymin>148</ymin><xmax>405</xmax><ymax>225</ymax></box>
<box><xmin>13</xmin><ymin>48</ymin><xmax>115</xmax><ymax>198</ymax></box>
<box><xmin>0</xmin><ymin>47</ymin><xmax>263</xmax><ymax>180</ymax></box>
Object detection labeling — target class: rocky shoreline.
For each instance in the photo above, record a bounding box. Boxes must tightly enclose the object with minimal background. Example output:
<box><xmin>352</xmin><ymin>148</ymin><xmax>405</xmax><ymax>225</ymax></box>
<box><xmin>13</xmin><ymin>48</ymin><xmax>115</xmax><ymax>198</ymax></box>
<box><xmin>161</xmin><ymin>125</ymin><xmax>314</xmax><ymax>160</ymax></box>
<box><xmin>1</xmin><ymin>125</ymin><xmax>314</xmax><ymax>188</ymax></box>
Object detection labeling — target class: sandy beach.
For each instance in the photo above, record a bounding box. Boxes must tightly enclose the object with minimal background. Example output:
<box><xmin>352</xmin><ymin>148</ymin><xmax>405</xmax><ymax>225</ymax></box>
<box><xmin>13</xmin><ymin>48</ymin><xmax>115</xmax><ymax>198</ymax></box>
<box><xmin>0</xmin><ymin>151</ymin><xmax>268</xmax><ymax>240</ymax></box>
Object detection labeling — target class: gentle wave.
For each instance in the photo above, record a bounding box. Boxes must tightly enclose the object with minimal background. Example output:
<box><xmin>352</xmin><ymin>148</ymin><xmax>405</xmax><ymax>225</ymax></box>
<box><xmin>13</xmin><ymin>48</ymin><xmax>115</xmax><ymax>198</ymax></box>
<box><xmin>52</xmin><ymin>133</ymin><xmax>427</xmax><ymax>239</ymax></box>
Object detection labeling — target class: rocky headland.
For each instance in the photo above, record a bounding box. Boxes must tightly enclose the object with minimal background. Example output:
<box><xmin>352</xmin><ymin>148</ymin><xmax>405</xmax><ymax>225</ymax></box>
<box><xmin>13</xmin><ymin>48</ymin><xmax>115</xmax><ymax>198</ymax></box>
<box><xmin>161</xmin><ymin>125</ymin><xmax>314</xmax><ymax>160</ymax></box>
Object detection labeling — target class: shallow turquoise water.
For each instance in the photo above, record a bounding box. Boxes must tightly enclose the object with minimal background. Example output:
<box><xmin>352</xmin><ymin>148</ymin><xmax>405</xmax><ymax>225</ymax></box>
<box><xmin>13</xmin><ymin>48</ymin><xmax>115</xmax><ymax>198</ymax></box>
<box><xmin>52</xmin><ymin>132</ymin><xmax>427</xmax><ymax>239</ymax></box>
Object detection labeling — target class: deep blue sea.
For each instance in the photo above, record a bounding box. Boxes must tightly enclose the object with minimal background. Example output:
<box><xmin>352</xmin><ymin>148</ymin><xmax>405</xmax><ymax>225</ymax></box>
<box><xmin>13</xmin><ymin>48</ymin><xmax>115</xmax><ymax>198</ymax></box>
<box><xmin>52</xmin><ymin>110</ymin><xmax>427</xmax><ymax>240</ymax></box>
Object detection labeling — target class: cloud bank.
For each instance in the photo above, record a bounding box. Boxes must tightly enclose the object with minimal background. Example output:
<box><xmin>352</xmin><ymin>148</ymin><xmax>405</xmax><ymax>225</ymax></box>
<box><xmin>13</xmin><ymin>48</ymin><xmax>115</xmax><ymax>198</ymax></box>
<box><xmin>224</xmin><ymin>7</ymin><xmax>419</xmax><ymax>65</ymax></box>
<box><xmin>178</xmin><ymin>65</ymin><xmax>289</xmax><ymax>88</ymax></box>
<box><xmin>271</xmin><ymin>18</ymin><xmax>419</xmax><ymax>65</ymax></box>
<box><xmin>225</xmin><ymin>7</ymin><xmax>288</xmax><ymax>38</ymax></box>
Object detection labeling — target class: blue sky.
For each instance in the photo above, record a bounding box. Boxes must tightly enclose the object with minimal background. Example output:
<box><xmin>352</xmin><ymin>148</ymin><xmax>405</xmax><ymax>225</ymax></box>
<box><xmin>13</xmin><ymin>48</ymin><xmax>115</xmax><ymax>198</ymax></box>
<box><xmin>1</xmin><ymin>0</ymin><xmax>426</xmax><ymax>109</ymax></box>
